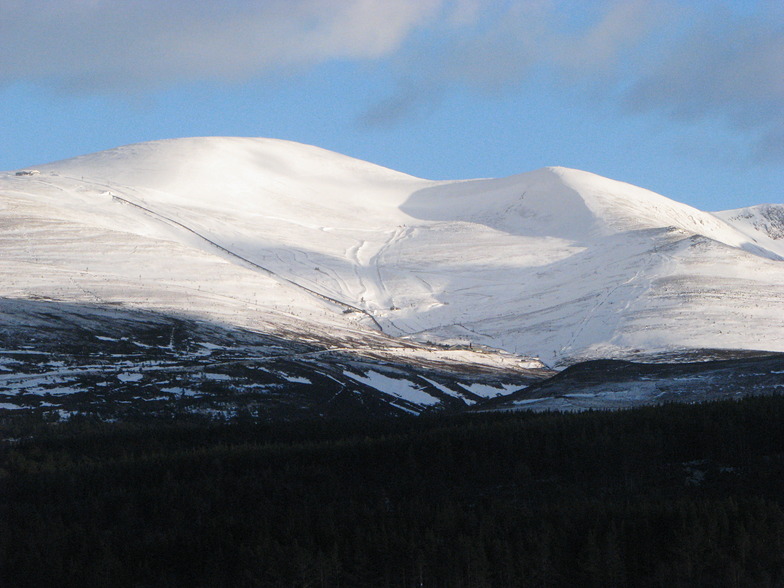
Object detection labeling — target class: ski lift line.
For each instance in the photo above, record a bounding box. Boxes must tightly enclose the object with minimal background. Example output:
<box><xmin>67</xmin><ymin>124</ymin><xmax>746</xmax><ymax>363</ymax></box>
<box><xmin>102</xmin><ymin>189</ymin><xmax>385</xmax><ymax>331</ymax></box>
<box><xmin>38</xmin><ymin>172</ymin><xmax>383</xmax><ymax>331</ymax></box>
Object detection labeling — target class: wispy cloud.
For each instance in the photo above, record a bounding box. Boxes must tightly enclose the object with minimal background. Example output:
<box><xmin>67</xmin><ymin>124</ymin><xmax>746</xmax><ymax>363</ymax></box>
<box><xmin>358</xmin><ymin>0</ymin><xmax>784</xmax><ymax>163</ymax></box>
<box><xmin>359</xmin><ymin>1</ymin><xmax>668</xmax><ymax>126</ymax></box>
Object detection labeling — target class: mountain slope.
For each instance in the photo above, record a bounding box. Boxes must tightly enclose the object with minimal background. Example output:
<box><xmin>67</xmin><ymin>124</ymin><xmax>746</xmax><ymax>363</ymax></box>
<box><xmin>714</xmin><ymin>204</ymin><xmax>784</xmax><ymax>258</ymax></box>
<box><xmin>2</xmin><ymin>136</ymin><xmax>783</xmax><ymax>376</ymax></box>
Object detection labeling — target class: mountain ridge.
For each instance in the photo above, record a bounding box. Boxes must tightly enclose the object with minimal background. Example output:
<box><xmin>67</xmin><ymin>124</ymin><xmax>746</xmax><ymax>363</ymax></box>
<box><xmin>4</xmin><ymin>136</ymin><xmax>783</xmax><ymax>365</ymax></box>
<box><xmin>2</xmin><ymin>137</ymin><xmax>783</xmax><ymax>418</ymax></box>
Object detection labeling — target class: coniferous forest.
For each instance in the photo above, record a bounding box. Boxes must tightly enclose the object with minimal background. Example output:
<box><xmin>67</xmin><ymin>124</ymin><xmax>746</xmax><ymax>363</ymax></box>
<box><xmin>3</xmin><ymin>397</ymin><xmax>784</xmax><ymax>587</ymax></box>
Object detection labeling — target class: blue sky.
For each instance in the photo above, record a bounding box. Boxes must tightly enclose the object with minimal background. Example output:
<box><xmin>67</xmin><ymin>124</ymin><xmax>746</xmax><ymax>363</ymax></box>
<box><xmin>1</xmin><ymin>0</ymin><xmax>782</xmax><ymax>212</ymax></box>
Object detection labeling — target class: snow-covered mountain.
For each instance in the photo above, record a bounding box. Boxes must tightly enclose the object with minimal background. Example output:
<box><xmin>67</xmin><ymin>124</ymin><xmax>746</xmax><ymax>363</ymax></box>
<box><xmin>1</xmin><ymin>137</ymin><xmax>783</xmax><ymax>417</ymax></box>
<box><xmin>714</xmin><ymin>204</ymin><xmax>784</xmax><ymax>252</ymax></box>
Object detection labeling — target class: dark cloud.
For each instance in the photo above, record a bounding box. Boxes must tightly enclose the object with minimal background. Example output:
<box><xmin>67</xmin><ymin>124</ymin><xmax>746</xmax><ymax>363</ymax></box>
<box><xmin>755</xmin><ymin>127</ymin><xmax>784</xmax><ymax>164</ymax></box>
<box><xmin>359</xmin><ymin>83</ymin><xmax>442</xmax><ymax>127</ymax></box>
<box><xmin>629</xmin><ymin>24</ymin><xmax>784</xmax><ymax>120</ymax></box>
<box><xmin>626</xmin><ymin>7</ymin><xmax>784</xmax><ymax>160</ymax></box>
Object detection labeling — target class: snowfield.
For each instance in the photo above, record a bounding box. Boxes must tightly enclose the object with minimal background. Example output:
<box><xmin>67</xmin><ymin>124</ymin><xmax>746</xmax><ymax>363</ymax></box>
<box><xmin>1</xmin><ymin>136</ymin><xmax>782</xmax><ymax>375</ymax></box>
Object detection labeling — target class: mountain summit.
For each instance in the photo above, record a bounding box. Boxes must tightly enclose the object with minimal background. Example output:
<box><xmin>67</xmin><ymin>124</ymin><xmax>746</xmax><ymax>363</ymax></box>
<box><xmin>3</xmin><ymin>137</ymin><xmax>783</xmax><ymax>368</ymax></box>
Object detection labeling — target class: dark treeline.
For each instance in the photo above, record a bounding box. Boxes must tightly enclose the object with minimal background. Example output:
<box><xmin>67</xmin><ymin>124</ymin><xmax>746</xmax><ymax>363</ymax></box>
<box><xmin>3</xmin><ymin>397</ymin><xmax>784</xmax><ymax>587</ymax></box>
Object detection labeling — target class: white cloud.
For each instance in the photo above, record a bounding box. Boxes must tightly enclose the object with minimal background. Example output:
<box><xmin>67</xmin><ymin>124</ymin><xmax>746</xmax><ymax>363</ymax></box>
<box><xmin>0</xmin><ymin>0</ymin><xmax>443</xmax><ymax>90</ymax></box>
